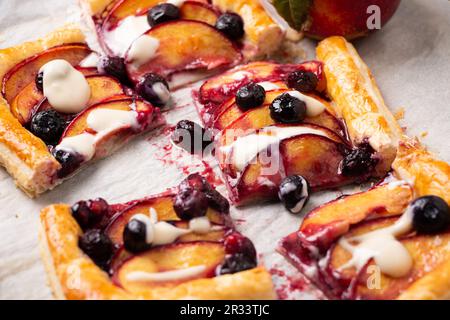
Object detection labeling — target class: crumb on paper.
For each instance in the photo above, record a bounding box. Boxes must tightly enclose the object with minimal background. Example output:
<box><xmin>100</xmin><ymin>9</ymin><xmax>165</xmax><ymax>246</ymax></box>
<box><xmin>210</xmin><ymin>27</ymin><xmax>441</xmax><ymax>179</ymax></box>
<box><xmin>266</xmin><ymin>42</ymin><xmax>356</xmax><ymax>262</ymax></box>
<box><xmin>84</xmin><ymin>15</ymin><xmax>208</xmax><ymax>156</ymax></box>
<box><xmin>420</xmin><ymin>131</ymin><xmax>428</xmax><ymax>138</ymax></box>
<box><xmin>394</xmin><ymin>107</ymin><xmax>405</xmax><ymax>120</ymax></box>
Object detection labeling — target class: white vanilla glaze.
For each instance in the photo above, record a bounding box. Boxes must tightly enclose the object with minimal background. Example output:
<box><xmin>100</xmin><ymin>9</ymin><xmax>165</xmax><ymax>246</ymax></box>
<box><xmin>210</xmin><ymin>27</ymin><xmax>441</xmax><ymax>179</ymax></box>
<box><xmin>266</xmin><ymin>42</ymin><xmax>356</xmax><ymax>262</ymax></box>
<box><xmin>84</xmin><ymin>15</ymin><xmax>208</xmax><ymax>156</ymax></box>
<box><xmin>126</xmin><ymin>35</ymin><xmax>160</xmax><ymax>68</ymax></box>
<box><xmin>285</xmin><ymin>91</ymin><xmax>326</xmax><ymax>117</ymax></box>
<box><xmin>230</xmin><ymin>71</ymin><xmax>252</xmax><ymax>81</ymax></box>
<box><xmin>131</xmin><ymin>214</ymin><xmax>155</xmax><ymax>244</ymax></box>
<box><xmin>87</xmin><ymin>109</ymin><xmax>139</xmax><ymax>133</ymax></box>
<box><xmin>104</xmin><ymin>15</ymin><xmax>151</xmax><ymax>57</ymax></box>
<box><xmin>79</xmin><ymin>52</ymin><xmax>100</xmax><ymax>68</ymax></box>
<box><xmin>338</xmin><ymin>207</ymin><xmax>414</xmax><ymax>278</ymax></box>
<box><xmin>129</xmin><ymin>209</ymin><xmax>215</xmax><ymax>246</ymax></box>
<box><xmin>167</xmin><ymin>0</ymin><xmax>185</xmax><ymax>6</ymax></box>
<box><xmin>189</xmin><ymin>216</ymin><xmax>212</xmax><ymax>234</ymax></box>
<box><xmin>126</xmin><ymin>265</ymin><xmax>206</xmax><ymax>283</ymax></box>
<box><xmin>56</xmin><ymin>133</ymin><xmax>96</xmax><ymax>161</ymax></box>
<box><xmin>287</xmin><ymin>178</ymin><xmax>309</xmax><ymax>214</ymax></box>
<box><xmin>55</xmin><ymin>105</ymin><xmax>140</xmax><ymax>161</ymax></box>
<box><xmin>40</xmin><ymin>60</ymin><xmax>91</xmax><ymax>113</ymax></box>
<box><xmin>221</xmin><ymin>125</ymin><xmax>333</xmax><ymax>171</ymax></box>
<box><xmin>257</xmin><ymin>81</ymin><xmax>282</xmax><ymax>91</ymax></box>
<box><xmin>152</xmin><ymin>82</ymin><xmax>171</xmax><ymax>105</ymax></box>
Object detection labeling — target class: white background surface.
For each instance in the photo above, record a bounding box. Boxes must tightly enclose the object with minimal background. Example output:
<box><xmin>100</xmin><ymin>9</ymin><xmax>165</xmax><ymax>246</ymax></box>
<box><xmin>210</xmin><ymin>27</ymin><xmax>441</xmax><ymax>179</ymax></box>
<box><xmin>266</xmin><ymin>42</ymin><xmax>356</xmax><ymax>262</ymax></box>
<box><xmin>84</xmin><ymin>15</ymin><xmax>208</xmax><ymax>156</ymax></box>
<box><xmin>0</xmin><ymin>0</ymin><xmax>449</xmax><ymax>300</ymax></box>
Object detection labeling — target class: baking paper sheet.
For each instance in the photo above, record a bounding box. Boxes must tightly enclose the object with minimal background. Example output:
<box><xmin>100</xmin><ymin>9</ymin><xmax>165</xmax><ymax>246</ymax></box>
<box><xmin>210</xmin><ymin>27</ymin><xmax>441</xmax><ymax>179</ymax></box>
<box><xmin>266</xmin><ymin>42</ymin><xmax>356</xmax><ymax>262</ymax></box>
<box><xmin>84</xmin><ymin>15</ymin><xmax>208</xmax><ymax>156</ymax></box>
<box><xmin>0</xmin><ymin>0</ymin><xmax>449</xmax><ymax>300</ymax></box>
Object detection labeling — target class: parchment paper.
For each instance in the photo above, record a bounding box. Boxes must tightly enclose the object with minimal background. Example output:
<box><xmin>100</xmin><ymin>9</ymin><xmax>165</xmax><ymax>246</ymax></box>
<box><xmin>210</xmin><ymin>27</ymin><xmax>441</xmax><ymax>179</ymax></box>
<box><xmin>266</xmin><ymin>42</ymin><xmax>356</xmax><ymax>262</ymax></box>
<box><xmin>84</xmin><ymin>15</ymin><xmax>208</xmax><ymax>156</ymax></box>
<box><xmin>0</xmin><ymin>0</ymin><xmax>449</xmax><ymax>300</ymax></box>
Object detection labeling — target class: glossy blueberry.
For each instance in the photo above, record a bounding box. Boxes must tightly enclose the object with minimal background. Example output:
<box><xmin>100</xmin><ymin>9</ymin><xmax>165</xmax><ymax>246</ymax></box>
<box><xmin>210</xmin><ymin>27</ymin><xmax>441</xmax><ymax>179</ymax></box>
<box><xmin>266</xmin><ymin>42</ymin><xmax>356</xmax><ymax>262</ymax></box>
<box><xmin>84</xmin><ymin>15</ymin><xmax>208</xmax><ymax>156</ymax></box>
<box><xmin>179</xmin><ymin>173</ymin><xmax>230</xmax><ymax>214</ymax></box>
<box><xmin>172</xmin><ymin>120</ymin><xmax>212</xmax><ymax>155</ymax></box>
<box><xmin>79</xmin><ymin>229</ymin><xmax>113</xmax><ymax>269</ymax></box>
<box><xmin>71</xmin><ymin>198</ymin><xmax>110</xmax><ymax>230</ymax></box>
<box><xmin>123</xmin><ymin>219</ymin><xmax>152</xmax><ymax>253</ymax></box>
<box><xmin>30</xmin><ymin>110</ymin><xmax>66</xmax><ymax>145</ymax></box>
<box><xmin>219</xmin><ymin>233</ymin><xmax>257</xmax><ymax>275</ymax></box>
<box><xmin>270</xmin><ymin>93</ymin><xmax>307</xmax><ymax>123</ymax></box>
<box><xmin>278</xmin><ymin>175</ymin><xmax>310</xmax><ymax>214</ymax></box>
<box><xmin>97</xmin><ymin>55</ymin><xmax>128</xmax><ymax>84</ymax></box>
<box><xmin>136</xmin><ymin>73</ymin><xmax>170</xmax><ymax>107</ymax></box>
<box><xmin>215</xmin><ymin>13</ymin><xmax>244</xmax><ymax>40</ymax></box>
<box><xmin>287</xmin><ymin>70</ymin><xmax>318</xmax><ymax>93</ymax></box>
<box><xmin>35</xmin><ymin>71</ymin><xmax>44</xmax><ymax>92</ymax></box>
<box><xmin>173</xmin><ymin>187</ymin><xmax>209</xmax><ymax>220</ymax></box>
<box><xmin>235</xmin><ymin>83</ymin><xmax>266</xmax><ymax>111</ymax></box>
<box><xmin>147</xmin><ymin>3</ymin><xmax>180</xmax><ymax>27</ymax></box>
<box><xmin>411</xmin><ymin>196</ymin><xmax>450</xmax><ymax>234</ymax></box>
<box><xmin>341</xmin><ymin>143</ymin><xmax>377</xmax><ymax>176</ymax></box>
<box><xmin>52</xmin><ymin>149</ymin><xmax>84</xmax><ymax>178</ymax></box>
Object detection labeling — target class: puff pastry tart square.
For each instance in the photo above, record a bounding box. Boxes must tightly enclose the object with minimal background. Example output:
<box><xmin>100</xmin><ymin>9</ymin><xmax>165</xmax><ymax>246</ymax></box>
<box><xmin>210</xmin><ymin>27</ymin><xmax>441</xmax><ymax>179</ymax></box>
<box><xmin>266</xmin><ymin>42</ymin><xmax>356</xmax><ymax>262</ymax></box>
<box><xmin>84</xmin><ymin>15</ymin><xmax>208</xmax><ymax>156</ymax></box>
<box><xmin>279</xmin><ymin>136</ymin><xmax>450</xmax><ymax>300</ymax></box>
<box><xmin>0</xmin><ymin>25</ymin><xmax>164</xmax><ymax>197</ymax></box>
<box><xmin>39</xmin><ymin>173</ymin><xmax>275</xmax><ymax>300</ymax></box>
<box><xmin>194</xmin><ymin>36</ymin><xmax>401</xmax><ymax>206</ymax></box>
<box><xmin>79</xmin><ymin>0</ymin><xmax>284</xmax><ymax>89</ymax></box>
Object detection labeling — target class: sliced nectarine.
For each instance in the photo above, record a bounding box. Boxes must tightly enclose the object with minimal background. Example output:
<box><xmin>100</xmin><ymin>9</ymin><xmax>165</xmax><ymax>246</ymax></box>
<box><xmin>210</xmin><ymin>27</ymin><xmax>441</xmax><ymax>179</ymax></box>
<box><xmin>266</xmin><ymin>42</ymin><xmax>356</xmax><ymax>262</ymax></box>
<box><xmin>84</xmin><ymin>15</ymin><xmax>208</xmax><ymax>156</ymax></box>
<box><xmin>105</xmin><ymin>196</ymin><xmax>226</xmax><ymax>246</ymax></box>
<box><xmin>299</xmin><ymin>182</ymin><xmax>414</xmax><ymax>248</ymax></box>
<box><xmin>180</xmin><ymin>1</ymin><xmax>219</xmax><ymax>25</ymax></box>
<box><xmin>199</xmin><ymin>60</ymin><xmax>326</xmax><ymax>107</ymax></box>
<box><xmin>2</xmin><ymin>44</ymin><xmax>91</xmax><ymax>103</ymax></box>
<box><xmin>125</xmin><ymin>20</ymin><xmax>242</xmax><ymax>83</ymax></box>
<box><xmin>115</xmin><ymin>242</ymin><xmax>225</xmax><ymax>291</ymax></box>
<box><xmin>103</xmin><ymin>0</ymin><xmax>209</xmax><ymax>28</ymax></box>
<box><xmin>12</xmin><ymin>75</ymin><xmax>124</xmax><ymax>124</ymax></box>
<box><xmin>328</xmin><ymin>217</ymin><xmax>450</xmax><ymax>299</ymax></box>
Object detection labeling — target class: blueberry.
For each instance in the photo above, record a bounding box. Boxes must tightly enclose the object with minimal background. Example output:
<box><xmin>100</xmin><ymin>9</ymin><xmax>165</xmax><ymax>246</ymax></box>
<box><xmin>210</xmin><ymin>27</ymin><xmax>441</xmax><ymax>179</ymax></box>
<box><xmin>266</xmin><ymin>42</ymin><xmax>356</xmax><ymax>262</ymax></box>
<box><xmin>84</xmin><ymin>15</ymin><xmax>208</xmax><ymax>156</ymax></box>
<box><xmin>287</xmin><ymin>70</ymin><xmax>318</xmax><ymax>93</ymax></box>
<box><xmin>219</xmin><ymin>233</ymin><xmax>257</xmax><ymax>275</ymax></box>
<box><xmin>340</xmin><ymin>143</ymin><xmax>378</xmax><ymax>176</ymax></box>
<box><xmin>179</xmin><ymin>173</ymin><xmax>230</xmax><ymax>214</ymax></box>
<box><xmin>173</xmin><ymin>187</ymin><xmax>209</xmax><ymax>220</ymax></box>
<box><xmin>35</xmin><ymin>71</ymin><xmax>44</xmax><ymax>92</ymax></box>
<box><xmin>52</xmin><ymin>149</ymin><xmax>84</xmax><ymax>178</ymax></box>
<box><xmin>79</xmin><ymin>229</ymin><xmax>113</xmax><ymax>269</ymax></box>
<box><xmin>136</xmin><ymin>73</ymin><xmax>170</xmax><ymax>107</ymax></box>
<box><xmin>147</xmin><ymin>3</ymin><xmax>180</xmax><ymax>27</ymax></box>
<box><xmin>97</xmin><ymin>55</ymin><xmax>128</xmax><ymax>84</ymax></box>
<box><xmin>215</xmin><ymin>13</ymin><xmax>244</xmax><ymax>40</ymax></box>
<box><xmin>30</xmin><ymin>110</ymin><xmax>66</xmax><ymax>145</ymax></box>
<box><xmin>218</xmin><ymin>253</ymin><xmax>257</xmax><ymax>275</ymax></box>
<box><xmin>278</xmin><ymin>175</ymin><xmax>310</xmax><ymax>214</ymax></box>
<box><xmin>172</xmin><ymin>120</ymin><xmax>212</xmax><ymax>155</ymax></box>
<box><xmin>411</xmin><ymin>196</ymin><xmax>450</xmax><ymax>234</ymax></box>
<box><xmin>123</xmin><ymin>219</ymin><xmax>152</xmax><ymax>253</ymax></box>
<box><xmin>270</xmin><ymin>93</ymin><xmax>307</xmax><ymax>123</ymax></box>
<box><xmin>71</xmin><ymin>198</ymin><xmax>110</xmax><ymax>230</ymax></box>
<box><xmin>235</xmin><ymin>83</ymin><xmax>266</xmax><ymax>111</ymax></box>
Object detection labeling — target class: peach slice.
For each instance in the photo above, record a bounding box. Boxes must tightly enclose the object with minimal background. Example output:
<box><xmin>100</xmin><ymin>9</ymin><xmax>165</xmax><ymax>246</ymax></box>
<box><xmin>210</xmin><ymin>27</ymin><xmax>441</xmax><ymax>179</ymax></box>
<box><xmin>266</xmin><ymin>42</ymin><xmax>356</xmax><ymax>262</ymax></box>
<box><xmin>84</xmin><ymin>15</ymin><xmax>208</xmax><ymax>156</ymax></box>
<box><xmin>125</xmin><ymin>20</ymin><xmax>242</xmax><ymax>83</ymax></box>
<box><xmin>105</xmin><ymin>196</ymin><xmax>227</xmax><ymax>247</ymax></box>
<box><xmin>213</xmin><ymin>92</ymin><xmax>343</xmax><ymax>135</ymax></box>
<box><xmin>114</xmin><ymin>242</ymin><xmax>225</xmax><ymax>291</ymax></box>
<box><xmin>11</xmin><ymin>75</ymin><xmax>125</xmax><ymax>124</ymax></box>
<box><xmin>327</xmin><ymin>217</ymin><xmax>450</xmax><ymax>300</ymax></box>
<box><xmin>218</xmin><ymin>125</ymin><xmax>350</xmax><ymax>205</ymax></box>
<box><xmin>299</xmin><ymin>182</ymin><xmax>414</xmax><ymax>249</ymax></box>
<box><xmin>180</xmin><ymin>1</ymin><xmax>219</xmax><ymax>26</ymax></box>
<box><xmin>199</xmin><ymin>60</ymin><xmax>326</xmax><ymax>109</ymax></box>
<box><xmin>60</xmin><ymin>98</ymin><xmax>154</xmax><ymax>159</ymax></box>
<box><xmin>102</xmin><ymin>0</ymin><xmax>209</xmax><ymax>28</ymax></box>
<box><xmin>2</xmin><ymin>44</ymin><xmax>91</xmax><ymax>103</ymax></box>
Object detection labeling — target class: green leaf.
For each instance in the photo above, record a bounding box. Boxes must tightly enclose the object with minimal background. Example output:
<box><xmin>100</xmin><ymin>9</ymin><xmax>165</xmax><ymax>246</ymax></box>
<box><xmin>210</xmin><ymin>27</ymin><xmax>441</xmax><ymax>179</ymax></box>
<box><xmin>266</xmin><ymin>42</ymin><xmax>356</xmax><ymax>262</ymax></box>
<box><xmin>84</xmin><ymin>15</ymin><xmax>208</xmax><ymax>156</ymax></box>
<box><xmin>273</xmin><ymin>0</ymin><xmax>312</xmax><ymax>30</ymax></box>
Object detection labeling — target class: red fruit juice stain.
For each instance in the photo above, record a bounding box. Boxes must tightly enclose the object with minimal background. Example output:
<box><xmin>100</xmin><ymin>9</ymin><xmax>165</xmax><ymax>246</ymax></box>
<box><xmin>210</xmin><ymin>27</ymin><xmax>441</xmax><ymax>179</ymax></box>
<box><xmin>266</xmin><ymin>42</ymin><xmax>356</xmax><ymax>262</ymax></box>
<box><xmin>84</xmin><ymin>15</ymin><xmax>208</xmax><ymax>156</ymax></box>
<box><xmin>270</xmin><ymin>267</ymin><xmax>309</xmax><ymax>300</ymax></box>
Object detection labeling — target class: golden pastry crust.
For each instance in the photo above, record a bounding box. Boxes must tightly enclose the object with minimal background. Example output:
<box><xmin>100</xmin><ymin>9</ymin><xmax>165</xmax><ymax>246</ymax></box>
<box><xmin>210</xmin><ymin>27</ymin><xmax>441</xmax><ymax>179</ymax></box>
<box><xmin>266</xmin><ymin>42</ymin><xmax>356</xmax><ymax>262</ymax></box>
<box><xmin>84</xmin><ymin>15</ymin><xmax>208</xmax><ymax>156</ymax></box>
<box><xmin>81</xmin><ymin>0</ymin><xmax>284</xmax><ymax>59</ymax></box>
<box><xmin>316</xmin><ymin>36</ymin><xmax>403</xmax><ymax>177</ymax></box>
<box><xmin>40</xmin><ymin>204</ymin><xmax>276</xmax><ymax>300</ymax></box>
<box><xmin>0</xmin><ymin>25</ymin><xmax>85</xmax><ymax>197</ymax></box>
<box><xmin>393</xmin><ymin>136</ymin><xmax>450</xmax><ymax>205</ymax></box>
